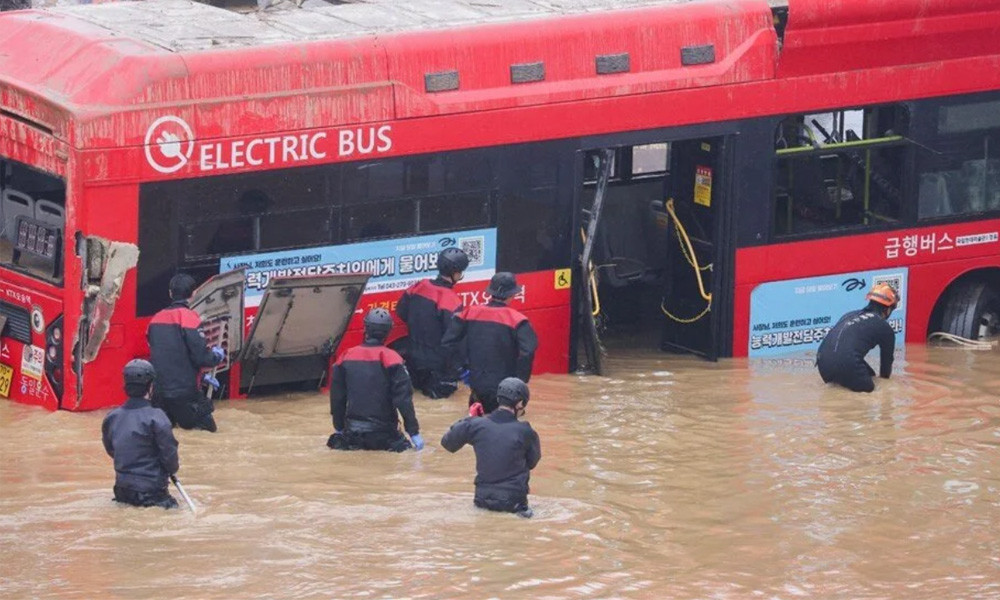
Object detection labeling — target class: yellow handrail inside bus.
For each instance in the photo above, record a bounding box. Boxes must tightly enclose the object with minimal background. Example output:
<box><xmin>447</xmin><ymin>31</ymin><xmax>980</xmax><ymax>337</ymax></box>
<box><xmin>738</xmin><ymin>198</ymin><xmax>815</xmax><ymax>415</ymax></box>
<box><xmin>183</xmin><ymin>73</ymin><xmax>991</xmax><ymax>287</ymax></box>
<box><xmin>579</xmin><ymin>228</ymin><xmax>601</xmax><ymax>317</ymax></box>
<box><xmin>774</xmin><ymin>135</ymin><xmax>904</xmax><ymax>156</ymax></box>
<box><xmin>664</xmin><ymin>199</ymin><xmax>711</xmax><ymax>302</ymax></box>
<box><xmin>660</xmin><ymin>198</ymin><xmax>712</xmax><ymax>324</ymax></box>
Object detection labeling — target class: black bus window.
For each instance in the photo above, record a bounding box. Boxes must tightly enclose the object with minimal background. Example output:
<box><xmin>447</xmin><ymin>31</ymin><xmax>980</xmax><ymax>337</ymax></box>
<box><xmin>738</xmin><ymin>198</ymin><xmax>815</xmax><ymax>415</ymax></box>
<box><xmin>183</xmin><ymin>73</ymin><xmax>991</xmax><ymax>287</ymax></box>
<box><xmin>260</xmin><ymin>207</ymin><xmax>334</xmax><ymax>251</ymax></box>
<box><xmin>774</xmin><ymin>106</ymin><xmax>907</xmax><ymax>236</ymax></box>
<box><xmin>344</xmin><ymin>198</ymin><xmax>415</xmax><ymax>241</ymax></box>
<box><xmin>632</xmin><ymin>143</ymin><xmax>669</xmax><ymax>176</ymax></box>
<box><xmin>185</xmin><ymin>217</ymin><xmax>255</xmax><ymax>258</ymax></box>
<box><xmin>583</xmin><ymin>149</ymin><xmax>619</xmax><ymax>183</ymax></box>
<box><xmin>916</xmin><ymin>97</ymin><xmax>1000</xmax><ymax>219</ymax></box>
<box><xmin>0</xmin><ymin>158</ymin><xmax>66</xmax><ymax>282</ymax></box>
<box><xmin>418</xmin><ymin>191</ymin><xmax>493</xmax><ymax>234</ymax></box>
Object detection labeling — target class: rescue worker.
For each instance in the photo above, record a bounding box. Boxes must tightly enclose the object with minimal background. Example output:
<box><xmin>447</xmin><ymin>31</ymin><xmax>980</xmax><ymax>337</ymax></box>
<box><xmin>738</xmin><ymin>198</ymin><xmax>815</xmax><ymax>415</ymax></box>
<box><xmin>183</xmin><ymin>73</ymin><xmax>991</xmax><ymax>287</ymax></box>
<box><xmin>147</xmin><ymin>273</ymin><xmax>225</xmax><ymax>432</ymax></box>
<box><xmin>396</xmin><ymin>247</ymin><xmax>469</xmax><ymax>399</ymax></box>
<box><xmin>442</xmin><ymin>271</ymin><xmax>538</xmax><ymax>415</ymax></box>
<box><xmin>327</xmin><ymin>308</ymin><xmax>424</xmax><ymax>452</ymax></box>
<box><xmin>101</xmin><ymin>359</ymin><xmax>180</xmax><ymax>509</ymax></box>
<box><xmin>816</xmin><ymin>283</ymin><xmax>898</xmax><ymax>393</ymax></box>
<box><xmin>441</xmin><ymin>377</ymin><xmax>540</xmax><ymax>518</ymax></box>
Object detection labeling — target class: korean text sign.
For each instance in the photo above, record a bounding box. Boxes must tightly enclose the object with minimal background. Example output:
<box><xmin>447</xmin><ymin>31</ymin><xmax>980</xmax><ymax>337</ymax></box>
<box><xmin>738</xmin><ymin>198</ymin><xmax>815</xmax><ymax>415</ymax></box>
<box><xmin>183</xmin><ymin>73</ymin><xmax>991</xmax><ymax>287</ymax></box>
<box><xmin>220</xmin><ymin>228</ymin><xmax>496</xmax><ymax>307</ymax></box>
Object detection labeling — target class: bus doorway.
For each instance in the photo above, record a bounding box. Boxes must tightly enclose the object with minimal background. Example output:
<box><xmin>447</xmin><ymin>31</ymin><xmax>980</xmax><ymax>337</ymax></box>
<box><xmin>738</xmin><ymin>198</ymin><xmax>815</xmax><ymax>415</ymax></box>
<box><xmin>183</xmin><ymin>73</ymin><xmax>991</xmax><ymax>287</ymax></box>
<box><xmin>576</xmin><ymin>137</ymin><xmax>725</xmax><ymax>372</ymax></box>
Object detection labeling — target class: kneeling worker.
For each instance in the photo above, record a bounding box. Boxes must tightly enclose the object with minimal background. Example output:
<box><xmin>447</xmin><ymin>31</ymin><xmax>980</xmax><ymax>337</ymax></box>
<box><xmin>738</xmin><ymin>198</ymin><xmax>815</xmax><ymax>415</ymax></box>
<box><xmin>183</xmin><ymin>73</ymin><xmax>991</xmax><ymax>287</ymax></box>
<box><xmin>328</xmin><ymin>308</ymin><xmax>424</xmax><ymax>452</ymax></box>
<box><xmin>441</xmin><ymin>377</ymin><xmax>540</xmax><ymax>518</ymax></box>
<box><xmin>101</xmin><ymin>359</ymin><xmax>180</xmax><ymax>509</ymax></box>
<box><xmin>816</xmin><ymin>283</ymin><xmax>898</xmax><ymax>393</ymax></box>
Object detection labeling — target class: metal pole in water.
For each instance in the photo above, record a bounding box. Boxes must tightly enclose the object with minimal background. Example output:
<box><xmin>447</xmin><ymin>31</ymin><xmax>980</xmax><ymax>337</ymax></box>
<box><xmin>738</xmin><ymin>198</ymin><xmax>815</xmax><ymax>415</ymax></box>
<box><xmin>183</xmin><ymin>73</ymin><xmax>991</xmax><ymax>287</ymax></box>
<box><xmin>171</xmin><ymin>475</ymin><xmax>197</xmax><ymax>513</ymax></box>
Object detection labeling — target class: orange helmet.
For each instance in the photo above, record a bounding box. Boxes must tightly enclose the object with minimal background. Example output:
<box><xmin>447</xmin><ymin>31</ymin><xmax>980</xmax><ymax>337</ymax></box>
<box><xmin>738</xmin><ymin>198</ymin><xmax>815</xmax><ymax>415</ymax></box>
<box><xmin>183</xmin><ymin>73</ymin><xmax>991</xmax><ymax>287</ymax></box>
<box><xmin>866</xmin><ymin>283</ymin><xmax>899</xmax><ymax>309</ymax></box>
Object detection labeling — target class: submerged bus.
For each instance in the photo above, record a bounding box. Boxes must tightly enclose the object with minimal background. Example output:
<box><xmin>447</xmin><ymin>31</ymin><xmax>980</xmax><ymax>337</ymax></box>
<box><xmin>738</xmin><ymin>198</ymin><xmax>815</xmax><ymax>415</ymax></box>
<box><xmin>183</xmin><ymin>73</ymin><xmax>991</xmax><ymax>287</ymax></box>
<box><xmin>0</xmin><ymin>0</ymin><xmax>998</xmax><ymax>410</ymax></box>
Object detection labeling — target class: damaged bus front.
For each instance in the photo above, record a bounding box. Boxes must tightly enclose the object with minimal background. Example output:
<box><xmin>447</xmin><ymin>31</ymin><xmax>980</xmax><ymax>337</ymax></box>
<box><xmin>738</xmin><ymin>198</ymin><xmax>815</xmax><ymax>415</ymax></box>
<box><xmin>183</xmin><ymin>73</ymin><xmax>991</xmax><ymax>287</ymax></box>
<box><xmin>0</xmin><ymin>107</ymin><xmax>74</xmax><ymax>409</ymax></box>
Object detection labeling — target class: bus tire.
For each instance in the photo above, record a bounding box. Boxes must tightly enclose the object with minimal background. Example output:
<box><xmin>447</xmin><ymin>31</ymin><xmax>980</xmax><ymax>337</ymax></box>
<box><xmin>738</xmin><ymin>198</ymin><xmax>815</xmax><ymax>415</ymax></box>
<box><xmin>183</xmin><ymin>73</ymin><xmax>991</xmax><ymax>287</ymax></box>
<box><xmin>938</xmin><ymin>279</ymin><xmax>1000</xmax><ymax>340</ymax></box>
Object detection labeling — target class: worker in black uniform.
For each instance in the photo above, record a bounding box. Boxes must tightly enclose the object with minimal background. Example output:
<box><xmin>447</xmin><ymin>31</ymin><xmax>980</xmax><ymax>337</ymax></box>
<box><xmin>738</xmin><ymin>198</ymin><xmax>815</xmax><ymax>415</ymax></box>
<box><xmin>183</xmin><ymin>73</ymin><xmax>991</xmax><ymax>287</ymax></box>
<box><xmin>816</xmin><ymin>283</ymin><xmax>898</xmax><ymax>393</ymax></box>
<box><xmin>147</xmin><ymin>273</ymin><xmax>225</xmax><ymax>432</ymax></box>
<box><xmin>327</xmin><ymin>308</ymin><xmax>424</xmax><ymax>452</ymax></box>
<box><xmin>101</xmin><ymin>359</ymin><xmax>180</xmax><ymax>509</ymax></box>
<box><xmin>396</xmin><ymin>247</ymin><xmax>469</xmax><ymax>399</ymax></box>
<box><xmin>441</xmin><ymin>272</ymin><xmax>538</xmax><ymax>415</ymax></box>
<box><xmin>441</xmin><ymin>377</ymin><xmax>541</xmax><ymax>518</ymax></box>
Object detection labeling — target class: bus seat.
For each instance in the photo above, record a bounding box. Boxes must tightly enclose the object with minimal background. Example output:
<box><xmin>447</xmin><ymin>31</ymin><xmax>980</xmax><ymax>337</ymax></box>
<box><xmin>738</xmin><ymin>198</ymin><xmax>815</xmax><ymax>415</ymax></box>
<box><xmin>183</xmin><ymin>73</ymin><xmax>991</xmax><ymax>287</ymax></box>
<box><xmin>1</xmin><ymin>188</ymin><xmax>34</xmax><ymax>241</ymax></box>
<box><xmin>594</xmin><ymin>191</ymin><xmax>662</xmax><ymax>288</ymax></box>
<box><xmin>35</xmin><ymin>199</ymin><xmax>64</xmax><ymax>230</ymax></box>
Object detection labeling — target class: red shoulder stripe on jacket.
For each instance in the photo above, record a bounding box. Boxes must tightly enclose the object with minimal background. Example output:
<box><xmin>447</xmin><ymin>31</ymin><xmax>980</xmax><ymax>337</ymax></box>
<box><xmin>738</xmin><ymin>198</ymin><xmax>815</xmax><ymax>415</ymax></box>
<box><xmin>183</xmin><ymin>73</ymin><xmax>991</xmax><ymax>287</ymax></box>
<box><xmin>337</xmin><ymin>345</ymin><xmax>404</xmax><ymax>368</ymax></box>
<box><xmin>411</xmin><ymin>280</ymin><xmax>462</xmax><ymax>312</ymax></box>
<box><xmin>462</xmin><ymin>304</ymin><xmax>527</xmax><ymax>329</ymax></box>
<box><xmin>149</xmin><ymin>306</ymin><xmax>202</xmax><ymax>330</ymax></box>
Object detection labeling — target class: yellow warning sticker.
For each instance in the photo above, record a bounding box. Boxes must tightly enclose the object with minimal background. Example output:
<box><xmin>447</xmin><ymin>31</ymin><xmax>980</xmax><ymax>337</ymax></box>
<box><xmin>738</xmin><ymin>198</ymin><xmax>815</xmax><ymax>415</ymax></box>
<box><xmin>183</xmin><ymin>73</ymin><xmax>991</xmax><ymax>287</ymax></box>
<box><xmin>554</xmin><ymin>269</ymin><xmax>572</xmax><ymax>289</ymax></box>
<box><xmin>694</xmin><ymin>165</ymin><xmax>712</xmax><ymax>207</ymax></box>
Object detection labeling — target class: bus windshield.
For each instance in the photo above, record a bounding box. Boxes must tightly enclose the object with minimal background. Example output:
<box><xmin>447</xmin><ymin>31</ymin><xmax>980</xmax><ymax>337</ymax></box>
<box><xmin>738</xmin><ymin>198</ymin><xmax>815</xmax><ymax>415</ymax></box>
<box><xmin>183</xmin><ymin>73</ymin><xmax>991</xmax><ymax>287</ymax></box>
<box><xmin>0</xmin><ymin>156</ymin><xmax>67</xmax><ymax>283</ymax></box>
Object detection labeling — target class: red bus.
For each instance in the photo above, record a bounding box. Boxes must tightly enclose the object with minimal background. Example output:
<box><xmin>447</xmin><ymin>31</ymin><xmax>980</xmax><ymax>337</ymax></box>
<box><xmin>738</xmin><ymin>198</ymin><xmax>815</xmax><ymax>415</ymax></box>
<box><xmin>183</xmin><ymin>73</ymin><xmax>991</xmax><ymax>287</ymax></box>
<box><xmin>1</xmin><ymin>0</ymin><xmax>998</xmax><ymax>410</ymax></box>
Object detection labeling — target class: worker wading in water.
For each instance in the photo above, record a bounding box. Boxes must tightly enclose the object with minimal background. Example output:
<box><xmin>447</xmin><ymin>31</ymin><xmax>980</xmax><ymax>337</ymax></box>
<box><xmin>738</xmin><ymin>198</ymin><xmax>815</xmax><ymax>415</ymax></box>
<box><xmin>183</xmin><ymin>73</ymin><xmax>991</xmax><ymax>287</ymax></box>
<box><xmin>328</xmin><ymin>308</ymin><xmax>424</xmax><ymax>452</ymax></box>
<box><xmin>441</xmin><ymin>377</ymin><xmax>540</xmax><ymax>518</ymax></box>
<box><xmin>396</xmin><ymin>247</ymin><xmax>469</xmax><ymax>399</ymax></box>
<box><xmin>101</xmin><ymin>360</ymin><xmax>181</xmax><ymax>509</ymax></box>
<box><xmin>442</xmin><ymin>272</ymin><xmax>538</xmax><ymax>415</ymax></box>
<box><xmin>147</xmin><ymin>273</ymin><xmax>225</xmax><ymax>432</ymax></box>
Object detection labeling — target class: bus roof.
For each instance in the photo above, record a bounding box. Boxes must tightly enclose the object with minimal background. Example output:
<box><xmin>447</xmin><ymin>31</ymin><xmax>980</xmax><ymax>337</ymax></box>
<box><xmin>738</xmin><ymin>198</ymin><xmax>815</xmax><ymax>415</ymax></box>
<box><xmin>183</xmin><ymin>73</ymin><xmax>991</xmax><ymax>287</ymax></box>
<box><xmin>49</xmin><ymin>0</ymin><xmax>783</xmax><ymax>52</ymax></box>
<box><xmin>0</xmin><ymin>0</ymin><xmax>997</xmax><ymax>153</ymax></box>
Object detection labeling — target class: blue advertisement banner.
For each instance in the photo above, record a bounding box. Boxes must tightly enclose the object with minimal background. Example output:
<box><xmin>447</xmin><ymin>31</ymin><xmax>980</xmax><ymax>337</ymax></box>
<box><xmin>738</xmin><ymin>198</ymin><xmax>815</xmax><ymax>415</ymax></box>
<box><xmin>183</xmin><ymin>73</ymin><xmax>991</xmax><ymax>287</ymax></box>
<box><xmin>220</xmin><ymin>228</ymin><xmax>496</xmax><ymax>306</ymax></box>
<box><xmin>748</xmin><ymin>267</ymin><xmax>908</xmax><ymax>357</ymax></box>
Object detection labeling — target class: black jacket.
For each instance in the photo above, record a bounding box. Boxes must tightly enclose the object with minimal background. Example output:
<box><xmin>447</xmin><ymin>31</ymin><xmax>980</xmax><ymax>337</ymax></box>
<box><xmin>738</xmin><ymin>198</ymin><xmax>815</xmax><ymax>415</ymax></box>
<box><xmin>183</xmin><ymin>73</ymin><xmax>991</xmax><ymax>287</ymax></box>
<box><xmin>147</xmin><ymin>300</ymin><xmax>220</xmax><ymax>397</ymax></box>
<box><xmin>396</xmin><ymin>277</ymin><xmax>462</xmax><ymax>373</ymax></box>
<box><xmin>330</xmin><ymin>341</ymin><xmax>419</xmax><ymax>435</ymax></box>
<box><xmin>441</xmin><ymin>409</ymin><xmax>541</xmax><ymax>505</ymax></box>
<box><xmin>441</xmin><ymin>300</ymin><xmax>537</xmax><ymax>398</ymax></box>
<box><xmin>101</xmin><ymin>397</ymin><xmax>179</xmax><ymax>492</ymax></box>
<box><xmin>817</xmin><ymin>308</ymin><xmax>895</xmax><ymax>378</ymax></box>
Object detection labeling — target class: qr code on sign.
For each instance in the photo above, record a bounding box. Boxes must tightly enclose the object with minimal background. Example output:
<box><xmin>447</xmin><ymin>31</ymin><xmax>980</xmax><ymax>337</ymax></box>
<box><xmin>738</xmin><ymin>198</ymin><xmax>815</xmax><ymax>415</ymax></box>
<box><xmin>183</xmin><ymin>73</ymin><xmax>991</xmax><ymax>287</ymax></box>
<box><xmin>459</xmin><ymin>236</ymin><xmax>485</xmax><ymax>267</ymax></box>
<box><xmin>872</xmin><ymin>274</ymin><xmax>903</xmax><ymax>297</ymax></box>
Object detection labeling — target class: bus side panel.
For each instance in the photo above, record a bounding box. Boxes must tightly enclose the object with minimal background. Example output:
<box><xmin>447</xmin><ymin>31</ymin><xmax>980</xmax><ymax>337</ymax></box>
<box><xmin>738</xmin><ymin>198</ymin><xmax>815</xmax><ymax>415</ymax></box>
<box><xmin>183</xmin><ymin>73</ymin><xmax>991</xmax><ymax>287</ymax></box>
<box><xmin>732</xmin><ymin>217</ymin><xmax>1000</xmax><ymax>356</ymax></box>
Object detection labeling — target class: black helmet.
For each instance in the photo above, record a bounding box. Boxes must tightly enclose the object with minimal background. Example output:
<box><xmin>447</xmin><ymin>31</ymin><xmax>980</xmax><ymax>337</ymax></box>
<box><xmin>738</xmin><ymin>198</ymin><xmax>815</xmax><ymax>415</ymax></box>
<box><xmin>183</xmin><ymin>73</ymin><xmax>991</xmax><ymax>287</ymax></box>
<box><xmin>438</xmin><ymin>247</ymin><xmax>470</xmax><ymax>277</ymax></box>
<box><xmin>363</xmin><ymin>307</ymin><xmax>393</xmax><ymax>339</ymax></box>
<box><xmin>486</xmin><ymin>272</ymin><xmax>522</xmax><ymax>300</ymax></box>
<box><xmin>496</xmin><ymin>377</ymin><xmax>530</xmax><ymax>408</ymax></box>
<box><xmin>169</xmin><ymin>273</ymin><xmax>196</xmax><ymax>301</ymax></box>
<box><xmin>123</xmin><ymin>358</ymin><xmax>156</xmax><ymax>386</ymax></box>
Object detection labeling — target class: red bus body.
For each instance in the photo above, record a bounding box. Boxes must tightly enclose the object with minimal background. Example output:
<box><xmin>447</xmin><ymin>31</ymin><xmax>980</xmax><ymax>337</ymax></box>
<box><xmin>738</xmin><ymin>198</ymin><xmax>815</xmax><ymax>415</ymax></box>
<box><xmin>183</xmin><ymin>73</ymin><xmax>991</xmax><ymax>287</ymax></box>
<box><xmin>0</xmin><ymin>0</ymin><xmax>998</xmax><ymax>410</ymax></box>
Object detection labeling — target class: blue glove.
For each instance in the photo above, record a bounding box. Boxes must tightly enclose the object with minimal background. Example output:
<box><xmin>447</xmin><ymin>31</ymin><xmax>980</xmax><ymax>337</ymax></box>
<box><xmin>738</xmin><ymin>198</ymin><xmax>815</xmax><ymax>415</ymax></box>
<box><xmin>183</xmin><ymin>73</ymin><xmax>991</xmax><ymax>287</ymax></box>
<box><xmin>410</xmin><ymin>433</ymin><xmax>425</xmax><ymax>451</ymax></box>
<box><xmin>211</xmin><ymin>346</ymin><xmax>226</xmax><ymax>362</ymax></box>
<box><xmin>459</xmin><ymin>369</ymin><xmax>470</xmax><ymax>385</ymax></box>
<box><xmin>202</xmin><ymin>373</ymin><xmax>220</xmax><ymax>389</ymax></box>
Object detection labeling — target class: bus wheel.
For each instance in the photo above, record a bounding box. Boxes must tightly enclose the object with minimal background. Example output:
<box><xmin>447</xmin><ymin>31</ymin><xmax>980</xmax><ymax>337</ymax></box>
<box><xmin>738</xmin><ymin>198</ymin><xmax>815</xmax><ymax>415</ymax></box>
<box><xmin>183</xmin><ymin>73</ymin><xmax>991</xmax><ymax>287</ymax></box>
<box><xmin>939</xmin><ymin>279</ymin><xmax>1000</xmax><ymax>340</ymax></box>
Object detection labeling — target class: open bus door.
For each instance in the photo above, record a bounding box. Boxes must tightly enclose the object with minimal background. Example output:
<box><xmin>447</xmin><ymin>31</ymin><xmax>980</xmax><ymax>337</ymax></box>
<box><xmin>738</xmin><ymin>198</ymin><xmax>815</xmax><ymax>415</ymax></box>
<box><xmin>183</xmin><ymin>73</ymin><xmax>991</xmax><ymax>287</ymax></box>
<box><xmin>574</xmin><ymin>135</ymin><xmax>730</xmax><ymax>371</ymax></box>
<box><xmin>659</xmin><ymin>138</ymin><xmax>722</xmax><ymax>360</ymax></box>
<box><xmin>189</xmin><ymin>268</ymin><xmax>247</xmax><ymax>397</ymax></box>
<box><xmin>239</xmin><ymin>273</ymin><xmax>369</xmax><ymax>395</ymax></box>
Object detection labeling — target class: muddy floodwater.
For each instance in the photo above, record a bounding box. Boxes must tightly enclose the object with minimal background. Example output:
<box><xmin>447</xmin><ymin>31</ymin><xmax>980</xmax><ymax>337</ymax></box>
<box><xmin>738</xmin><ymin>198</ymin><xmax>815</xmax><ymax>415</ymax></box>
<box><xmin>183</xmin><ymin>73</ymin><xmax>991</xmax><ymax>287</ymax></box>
<box><xmin>2</xmin><ymin>345</ymin><xmax>1000</xmax><ymax>599</ymax></box>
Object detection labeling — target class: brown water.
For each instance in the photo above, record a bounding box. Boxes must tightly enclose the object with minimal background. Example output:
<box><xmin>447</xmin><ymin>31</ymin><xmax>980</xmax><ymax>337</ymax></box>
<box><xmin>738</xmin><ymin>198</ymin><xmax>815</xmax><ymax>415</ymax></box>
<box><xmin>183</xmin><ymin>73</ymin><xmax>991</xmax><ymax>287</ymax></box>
<box><xmin>2</xmin><ymin>344</ymin><xmax>1000</xmax><ymax>599</ymax></box>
